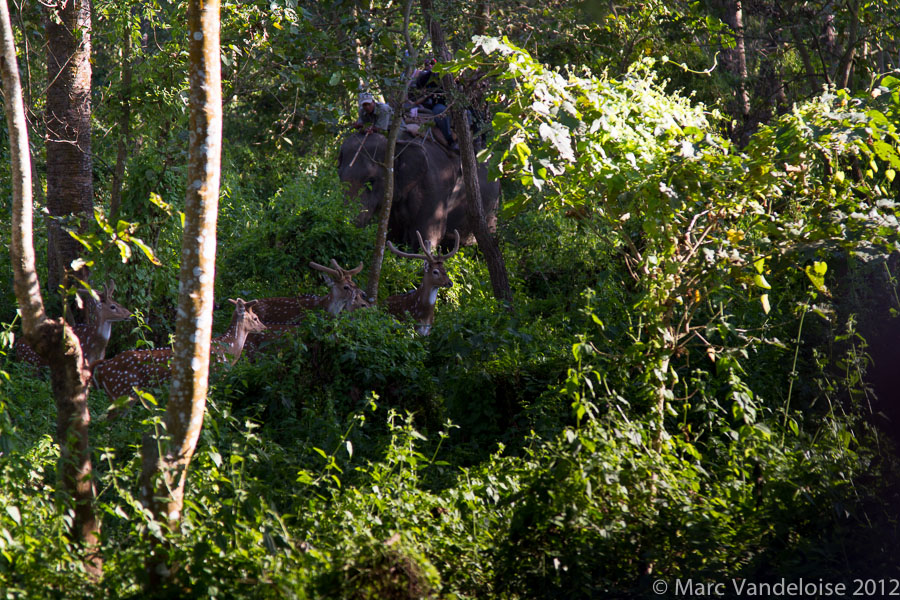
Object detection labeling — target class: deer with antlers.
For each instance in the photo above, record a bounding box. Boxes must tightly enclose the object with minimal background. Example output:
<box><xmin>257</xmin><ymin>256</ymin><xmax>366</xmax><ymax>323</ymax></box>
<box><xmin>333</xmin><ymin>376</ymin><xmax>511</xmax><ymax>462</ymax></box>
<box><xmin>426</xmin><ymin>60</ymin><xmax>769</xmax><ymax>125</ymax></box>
<box><xmin>244</xmin><ymin>259</ymin><xmax>371</xmax><ymax>357</ymax></box>
<box><xmin>385</xmin><ymin>230</ymin><xmax>459</xmax><ymax>336</ymax></box>
<box><xmin>250</xmin><ymin>260</ymin><xmax>371</xmax><ymax>325</ymax></box>
<box><xmin>92</xmin><ymin>298</ymin><xmax>264</xmax><ymax>417</ymax></box>
<box><xmin>15</xmin><ymin>281</ymin><xmax>133</xmax><ymax>367</ymax></box>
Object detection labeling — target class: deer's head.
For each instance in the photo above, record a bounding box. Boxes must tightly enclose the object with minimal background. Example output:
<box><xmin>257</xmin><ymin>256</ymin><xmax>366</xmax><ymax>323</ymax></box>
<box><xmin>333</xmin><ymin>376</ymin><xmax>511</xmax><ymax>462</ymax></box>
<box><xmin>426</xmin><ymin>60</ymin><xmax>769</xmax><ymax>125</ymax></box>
<box><xmin>228</xmin><ymin>298</ymin><xmax>264</xmax><ymax>332</ymax></box>
<box><xmin>92</xmin><ymin>280</ymin><xmax>133</xmax><ymax>326</ymax></box>
<box><xmin>309</xmin><ymin>259</ymin><xmax>369</xmax><ymax>315</ymax></box>
<box><xmin>388</xmin><ymin>230</ymin><xmax>459</xmax><ymax>295</ymax></box>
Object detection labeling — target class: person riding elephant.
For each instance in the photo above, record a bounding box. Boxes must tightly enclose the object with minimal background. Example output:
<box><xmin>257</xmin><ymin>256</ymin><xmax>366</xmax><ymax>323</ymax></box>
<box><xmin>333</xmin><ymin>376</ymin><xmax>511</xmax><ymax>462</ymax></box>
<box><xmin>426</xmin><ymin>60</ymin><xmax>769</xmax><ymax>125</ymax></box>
<box><xmin>408</xmin><ymin>58</ymin><xmax>455</xmax><ymax>150</ymax></box>
<box><xmin>353</xmin><ymin>92</ymin><xmax>393</xmax><ymax>135</ymax></box>
<box><xmin>337</xmin><ymin>131</ymin><xmax>499</xmax><ymax>251</ymax></box>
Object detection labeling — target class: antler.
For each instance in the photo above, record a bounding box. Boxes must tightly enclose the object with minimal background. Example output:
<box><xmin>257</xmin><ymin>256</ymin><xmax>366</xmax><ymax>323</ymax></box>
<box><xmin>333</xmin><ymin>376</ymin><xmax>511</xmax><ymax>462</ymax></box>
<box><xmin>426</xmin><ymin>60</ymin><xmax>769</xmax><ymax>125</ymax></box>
<box><xmin>329</xmin><ymin>259</ymin><xmax>364</xmax><ymax>277</ymax></box>
<box><xmin>387</xmin><ymin>231</ymin><xmax>431</xmax><ymax>261</ymax></box>
<box><xmin>386</xmin><ymin>230</ymin><xmax>460</xmax><ymax>262</ymax></box>
<box><xmin>228</xmin><ymin>297</ymin><xmax>258</xmax><ymax>310</ymax></box>
<box><xmin>440</xmin><ymin>230</ymin><xmax>460</xmax><ymax>261</ymax></box>
<box><xmin>309</xmin><ymin>260</ymin><xmax>341</xmax><ymax>278</ymax></box>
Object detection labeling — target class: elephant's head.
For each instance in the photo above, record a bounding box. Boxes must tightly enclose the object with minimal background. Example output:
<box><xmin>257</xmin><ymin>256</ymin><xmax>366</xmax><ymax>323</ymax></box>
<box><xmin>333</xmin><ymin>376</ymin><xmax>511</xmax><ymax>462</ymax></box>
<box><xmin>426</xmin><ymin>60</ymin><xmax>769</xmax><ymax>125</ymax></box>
<box><xmin>338</xmin><ymin>132</ymin><xmax>387</xmax><ymax>227</ymax></box>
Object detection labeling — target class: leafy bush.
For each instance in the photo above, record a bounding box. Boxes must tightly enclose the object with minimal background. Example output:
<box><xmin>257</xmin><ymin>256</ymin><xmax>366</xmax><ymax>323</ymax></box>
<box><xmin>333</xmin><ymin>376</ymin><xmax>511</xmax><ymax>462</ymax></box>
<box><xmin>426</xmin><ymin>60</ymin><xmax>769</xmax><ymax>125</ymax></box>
<box><xmin>217</xmin><ymin>165</ymin><xmax>375</xmax><ymax>299</ymax></box>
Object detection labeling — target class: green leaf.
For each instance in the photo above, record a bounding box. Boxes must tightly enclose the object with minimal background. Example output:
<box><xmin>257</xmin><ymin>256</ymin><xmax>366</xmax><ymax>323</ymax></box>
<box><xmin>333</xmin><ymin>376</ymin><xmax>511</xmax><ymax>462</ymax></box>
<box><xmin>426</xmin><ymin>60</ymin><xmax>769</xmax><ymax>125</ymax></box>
<box><xmin>148</xmin><ymin>191</ymin><xmax>172</xmax><ymax>212</ymax></box>
<box><xmin>880</xmin><ymin>75</ymin><xmax>900</xmax><ymax>89</ymax></box>
<box><xmin>760</xmin><ymin>294</ymin><xmax>771</xmax><ymax>314</ymax></box>
<box><xmin>514</xmin><ymin>141</ymin><xmax>531</xmax><ymax>164</ymax></box>
<box><xmin>755</xmin><ymin>423</ymin><xmax>773</xmax><ymax>438</ymax></box>
<box><xmin>5</xmin><ymin>506</ymin><xmax>20</xmax><ymax>526</ymax></box>
<box><xmin>493</xmin><ymin>112</ymin><xmax>515</xmax><ymax>129</ymax></box>
<box><xmin>813</xmin><ymin>261</ymin><xmax>827</xmax><ymax>276</ymax></box>
<box><xmin>68</xmin><ymin>230</ymin><xmax>97</xmax><ymax>251</ymax></box>
<box><xmin>804</xmin><ymin>261</ymin><xmax>827</xmax><ymax>292</ymax></box>
<box><xmin>130</xmin><ymin>237</ymin><xmax>162</xmax><ymax>266</ymax></box>
<box><xmin>753</xmin><ymin>274</ymin><xmax>771</xmax><ymax>290</ymax></box>
<box><xmin>753</xmin><ymin>257</ymin><xmax>765</xmax><ymax>274</ymax></box>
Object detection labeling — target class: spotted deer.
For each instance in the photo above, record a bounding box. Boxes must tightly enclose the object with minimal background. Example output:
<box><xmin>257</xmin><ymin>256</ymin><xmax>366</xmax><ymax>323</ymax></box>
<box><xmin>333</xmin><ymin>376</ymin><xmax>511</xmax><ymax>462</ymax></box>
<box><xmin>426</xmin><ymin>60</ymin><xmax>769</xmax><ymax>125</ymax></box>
<box><xmin>92</xmin><ymin>298</ymin><xmax>264</xmax><ymax>417</ymax></box>
<box><xmin>251</xmin><ymin>260</ymin><xmax>371</xmax><ymax>325</ymax></box>
<box><xmin>385</xmin><ymin>229</ymin><xmax>459</xmax><ymax>336</ymax></box>
<box><xmin>15</xmin><ymin>281</ymin><xmax>133</xmax><ymax>367</ymax></box>
<box><xmin>244</xmin><ymin>259</ymin><xmax>371</xmax><ymax>357</ymax></box>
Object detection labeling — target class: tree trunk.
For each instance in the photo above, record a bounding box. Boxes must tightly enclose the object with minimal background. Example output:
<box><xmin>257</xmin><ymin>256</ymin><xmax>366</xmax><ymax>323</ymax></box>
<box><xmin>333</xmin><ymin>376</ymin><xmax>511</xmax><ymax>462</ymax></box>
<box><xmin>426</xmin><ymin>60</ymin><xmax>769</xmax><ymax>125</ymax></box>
<box><xmin>366</xmin><ymin>0</ymin><xmax>416</xmax><ymax>300</ymax></box>
<box><xmin>140</xmin><ymin>0</ymin><xmax>221</xmax><ymax>588</ymax></box>
<box><xmin>722</xmin><ymin>0</ymin><xmax>750</xmax><ymax>144</ymax></box>
<box><xmin>422</xmin><ymin>0</ymin><xmax>513</xmax><ymax>303</ymax></box>
<box><xmin>45</xmin><ymin>0</ymin><xmax>93</xmax><ymax>295</ymax></box>
<box><xmin>110</xmin><ymin>9</ymin><xmax>133</xmax><ymax>223</ymax></box>
<box><xmin>366</xmin><ymin>110</ymin><xmax>404</xmax><ymax>300</ymax></box>
<box><xmin>2</xmin><ymin>0</ymin><xmax>101</xmax><ymax>578</ymax></box>
<box><xmin>474</xmin><ymin>0</ymin><xmax>490</xmax><ymax>36</ymax></box>
<box><xmin>791</xmin><ymin>26</ymin><xmax>820</xmax><ymax>89</ymax></box>
<box><xmin>833</xmin><ymin>0</ymin><xmax>860</xmax><ymax>89</ymax></box>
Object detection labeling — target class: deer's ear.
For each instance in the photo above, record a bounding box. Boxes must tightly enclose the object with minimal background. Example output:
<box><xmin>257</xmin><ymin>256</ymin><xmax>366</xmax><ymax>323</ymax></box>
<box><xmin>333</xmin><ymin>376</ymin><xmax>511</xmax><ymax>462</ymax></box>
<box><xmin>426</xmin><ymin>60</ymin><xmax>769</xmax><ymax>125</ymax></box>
<box><xmin>245</xmin><ymin>300</ymin><xmax>258</xmax><ymax>309</ymax></box>
<box><xmin>228</xmin><ymin>298</ymin><xmax>238</xmax><ymax>306</ymax></box>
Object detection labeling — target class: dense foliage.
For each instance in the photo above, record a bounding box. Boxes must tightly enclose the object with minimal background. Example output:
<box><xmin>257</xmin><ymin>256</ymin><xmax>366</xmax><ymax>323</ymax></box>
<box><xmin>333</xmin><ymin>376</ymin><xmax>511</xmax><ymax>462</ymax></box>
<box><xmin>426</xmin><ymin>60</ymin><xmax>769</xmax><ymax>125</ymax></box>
<box><xmin>2</xmin><ymin>1</ymin><xmax>900</xmax><ymax>598</ymax></box>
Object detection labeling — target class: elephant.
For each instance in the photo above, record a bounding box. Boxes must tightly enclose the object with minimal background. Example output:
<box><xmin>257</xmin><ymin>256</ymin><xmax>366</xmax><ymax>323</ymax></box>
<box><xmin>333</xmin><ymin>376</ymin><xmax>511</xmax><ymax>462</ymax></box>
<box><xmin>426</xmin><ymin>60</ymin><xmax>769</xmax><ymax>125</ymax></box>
<box><xmin>337</xmin><ymin>131</ymin><xmax>500</xmax><ymax>250</ymax></box>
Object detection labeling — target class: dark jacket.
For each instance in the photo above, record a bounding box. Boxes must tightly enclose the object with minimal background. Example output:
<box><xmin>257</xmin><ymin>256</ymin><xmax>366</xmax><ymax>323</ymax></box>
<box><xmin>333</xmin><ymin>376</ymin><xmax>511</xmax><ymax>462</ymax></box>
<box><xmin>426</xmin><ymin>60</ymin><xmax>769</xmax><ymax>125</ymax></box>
<box><xmin>412</xmin><ymin>70</ymin><xmax>445</xmax><ymax>110</ymax></box>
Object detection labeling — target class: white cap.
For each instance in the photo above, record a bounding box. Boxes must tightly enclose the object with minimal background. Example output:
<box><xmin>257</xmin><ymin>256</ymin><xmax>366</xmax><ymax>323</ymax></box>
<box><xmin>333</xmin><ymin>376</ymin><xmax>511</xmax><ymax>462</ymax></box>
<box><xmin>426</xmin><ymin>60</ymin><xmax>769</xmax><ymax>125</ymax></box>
<box><xmin>358</xmin><ymin>93</ymin><xmax>374</xmax><ymax>108</ymax></box>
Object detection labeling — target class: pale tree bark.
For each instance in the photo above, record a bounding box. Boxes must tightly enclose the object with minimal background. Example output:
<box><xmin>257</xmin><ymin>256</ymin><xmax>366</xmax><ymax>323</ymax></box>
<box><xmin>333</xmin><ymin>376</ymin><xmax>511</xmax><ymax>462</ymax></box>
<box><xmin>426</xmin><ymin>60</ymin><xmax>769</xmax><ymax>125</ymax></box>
<box><xmin>365</xmin><ymin>110</ymin><xmax>404</xmax><ymax>300</ymax></box>
<box><xmin>422</xmin><ymin>0</ymin><xmax>513</xmax><ymax>303</ymax></box>
<box><xmin>45</xmin><ymin>0</ymin><xmax>93</xmax><ymax>296</ymax></box>
<box><xmin>366</xmin><ymin>0</ymin><xmax>416</xmax><ymax>300</ymax></box>
<box><xmin>1</xmin><ymin>0</ymin><xmax>101</xmax><ymax>578</ymax></box>
<box><xmin>140</xmin><ymin>0</ymin><xmax>221</xmax><ymax>588</ymax></box>
<box><xmin>730</xmin><ymin>0</ymin><xmax>750</xmax><ymax>119</ymax></box>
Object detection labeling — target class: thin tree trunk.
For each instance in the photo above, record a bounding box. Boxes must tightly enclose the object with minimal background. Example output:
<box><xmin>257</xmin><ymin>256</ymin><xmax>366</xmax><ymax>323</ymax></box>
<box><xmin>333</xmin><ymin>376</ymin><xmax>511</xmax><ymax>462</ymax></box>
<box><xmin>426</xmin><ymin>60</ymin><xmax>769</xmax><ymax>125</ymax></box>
<box><xmin>366</xmin><ymin>0</ymin><xmax>416</xmax><ymax>300</ymax></box>
<box><xmin>45</xmin><ymin>0</ymin><xmax>93</xmax><ymax>295</ymax></box>
<box><xmin>1</xmin><ymin>0</ymin><xmax>101</xmax><ymax>578</ymax></box>
<box><xmin>474</xmin><ymin>0</ymin><xmax>489</xmax><ymax>36</ymax></box>
<box><xmin>422</xmin><ymin>0</ymin><xmax>513</xmax><ymax>303</ymax></box>
<box><xmin>791</xmin><ymin>26</ymin><xmax>820</xmax><ymax>89</ymax></box>
<box><xmin>140</xmin><ymin>0</ymin><xmax>221</xmax><ymax>588</ymax></box>
<box><xmin>833</xmin><ymin>0</ymin><xmax>860</xmax><ymax>89</ymax></box>
<box><xmin>366</xmin><ymin>110</ymin><xmax>404</xmax><ymax>300</ymax></box>
<box><xmin>722</xmin><ymin>0</ymin><xmax>750</xmax><ymax>144</ymax></box>
<box><xmin>110</xmin><ymin>10</ymin><xmax>133</xmax><ymax>223</ymax></box>
<box><xmin>732</xmin><ymin>0</ymin><xmax>750</xmax><ymax>118</ymax></box>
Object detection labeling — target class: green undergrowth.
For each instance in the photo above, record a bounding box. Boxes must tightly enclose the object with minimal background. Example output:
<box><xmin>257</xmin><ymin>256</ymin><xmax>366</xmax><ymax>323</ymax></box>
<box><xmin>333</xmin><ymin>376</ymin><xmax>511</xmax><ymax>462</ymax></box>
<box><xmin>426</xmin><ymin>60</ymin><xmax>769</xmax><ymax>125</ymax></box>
<box><xmin>2</xmin><ymin>67</ymin><xmax>900</xmax><ymax>598</ymax></box>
